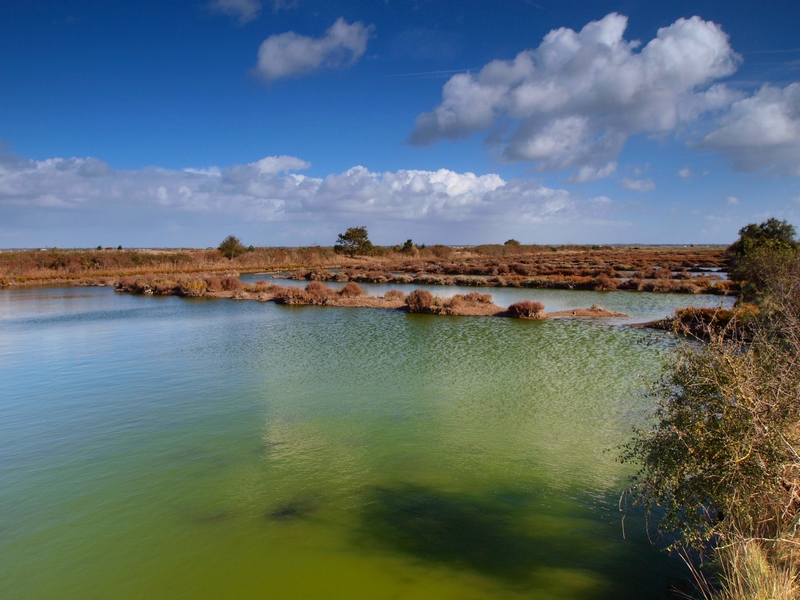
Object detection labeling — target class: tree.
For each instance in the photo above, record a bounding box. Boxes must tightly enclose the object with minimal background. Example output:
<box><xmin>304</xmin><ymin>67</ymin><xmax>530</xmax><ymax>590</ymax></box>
<box><xmin>218</xmin><ymin>235</ymin><xmax>246</xmax><ymax>260</ymax></box>
<box><xmin>334</xmin><ymin>226</ymin><xmax>373</xmax><ymax>257</ymax></box>
<box><xmin>504</xmin><ymin>239</ymin><xmax>521</xmax><ymax>246</ymax></box>
<box><xmin>401</xmin><ymin>239</ymin><xmax>415</xmax><ymax>253</ymax></box>
<box><xmin>623</xmin><ymin>249</ymin><xmax>800</xmax><ymax>589</ymax></box>
<box><xmin>727</xmin><ymin>218</ymin><xmax>798</xmax><ymax>290</ymax></box>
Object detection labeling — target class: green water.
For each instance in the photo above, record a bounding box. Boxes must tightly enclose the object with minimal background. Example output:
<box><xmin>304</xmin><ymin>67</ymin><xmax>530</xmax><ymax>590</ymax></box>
<box><xmin>0</xmin><ymin>286</ymin><xmax>729</xmax><ymax>598</ymax></box>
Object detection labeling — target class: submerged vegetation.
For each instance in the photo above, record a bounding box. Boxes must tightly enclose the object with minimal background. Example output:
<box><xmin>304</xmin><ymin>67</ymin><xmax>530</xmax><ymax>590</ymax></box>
<box><xmin>624</xmin><ymin>220</ymin><xmax>800</xmax><ymax>599</ymax></box>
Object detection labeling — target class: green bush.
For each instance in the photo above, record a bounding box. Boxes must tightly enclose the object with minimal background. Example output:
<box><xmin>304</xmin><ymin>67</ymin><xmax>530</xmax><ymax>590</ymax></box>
<box><xmin>623</xmin><ymin>253</ymin><xmax>800</xmax><ymax>553</ymax></box>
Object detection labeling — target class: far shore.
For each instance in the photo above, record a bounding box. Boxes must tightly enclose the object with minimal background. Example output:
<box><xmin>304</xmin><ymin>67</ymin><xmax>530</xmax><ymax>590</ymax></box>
<box><xmin>0</xmin><ymin>244</ymin><xmax>733</xmax><ymax>296</ymax></box>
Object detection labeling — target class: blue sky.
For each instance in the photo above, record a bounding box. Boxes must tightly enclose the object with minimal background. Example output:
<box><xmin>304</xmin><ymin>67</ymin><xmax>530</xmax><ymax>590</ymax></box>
<box><xmin>1</xmin><ymin>0</ymin><xmax>799</xmax><ymax>248</ymax></box>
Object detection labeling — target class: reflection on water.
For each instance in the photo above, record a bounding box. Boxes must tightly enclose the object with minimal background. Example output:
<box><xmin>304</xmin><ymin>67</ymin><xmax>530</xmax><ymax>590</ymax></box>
<box><xmin>0</xmin><ymin>286</ymin><xmax>708</xmax><ymax>598</ymax></box>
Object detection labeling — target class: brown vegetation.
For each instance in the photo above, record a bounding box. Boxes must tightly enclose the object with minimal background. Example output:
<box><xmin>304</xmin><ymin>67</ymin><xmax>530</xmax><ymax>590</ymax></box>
<box><xmin>405</xmin><ymin>289</ymin><xmax>435</xmax><ymax>313</ymax></box>
<box><xmin>114</xmin><ymin>276</ymin><xmax>626</xmax><ymax>320</ymax></box>
<box><xmin>384</xmin><ymin>289</ymin><xmax>406</xmax><ymax>301</ymax></box>
<box><xmin>507</xmin><ymin>300</ymin><xmax>545</xmax><ymax>319</ymax></box>
<box><xmin>339</xmin><ymin>281</ymin><xmax>364</xmax><ymax>297</ymax></box>
<box><xmin>0</xmin><ymin>245</ymin><xmax>729</xmax><ymax>296</ymax></box>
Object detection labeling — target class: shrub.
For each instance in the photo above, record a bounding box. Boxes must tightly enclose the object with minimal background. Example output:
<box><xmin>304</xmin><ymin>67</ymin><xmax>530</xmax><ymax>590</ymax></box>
<box><xmin>205</xmin><ymin>276</ymin><xmax>223</xmax><ymax>292</ymax></box>
<box><xmin>247</xmin><ymin>280</ymin><xmax>270</xmax><ymax>293</ymax></box>
<box><xmin>595</xmin><ymin>273</ymin><xmax>619</xmax><ymax>290</ymax></box>
<box><xmin>305</xmin><ymin>281</ymin><xmax>331</xmax><ymax>304</ymax></box>
<box><xmin>274</xmin><ymin>287</ymin><xmax>309</xmax><ymax>304</ymax></box>
<box><xmin>153</xmin><ymin>279</ymin><xmax>178</xmax><ymax>295</ymax></box>
<box><xmin>462</xmin><ymin>291</ymin><xmax>494</xmax><ymax>304</ymax></box>
<box><xmin>384</xmin><ymin>289</ymin><xmax>406</xmax><ymax>301</ymax></box>
<box><xmin>507</xmin><ymin>300</ymin><xmax>545</xmax><ymax>319</ymax></box>
<box><xmin>406</xmin><ymin>289</ymin><xmax>435</xmax><ymax>313</ymax></box>
<box><xmin>339</xmin><ymin>281</ymin><xmax>364</xmax><ymax>297</ymax></box>
<box><xmin>221</xmin><ymin>276</ymin><xmax>244</xmax><ymax>291</ymax></box>
<box><xmin>622</xmin><ymin>252</ymin><xmax>800</xmax><ymax>600</ymax></box>
<box><xmin>179</xmin><ymin>279</ymin><xmax>208</xmax><ymax>297</ymax></box>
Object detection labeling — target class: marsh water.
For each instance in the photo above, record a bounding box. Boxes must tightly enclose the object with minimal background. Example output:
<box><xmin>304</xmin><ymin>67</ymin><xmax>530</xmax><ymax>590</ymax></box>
<box><xmin>0</xmin><ymin>284</ymin><xmax>732</xmax><ymax>599</ymax></box>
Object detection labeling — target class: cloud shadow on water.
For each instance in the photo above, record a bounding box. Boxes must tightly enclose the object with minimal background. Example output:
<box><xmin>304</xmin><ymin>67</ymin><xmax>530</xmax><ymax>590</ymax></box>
<box><xmin>358</xmin><ymin>484</ymin><xmax>688</xmax><ymax>599</ymax></box>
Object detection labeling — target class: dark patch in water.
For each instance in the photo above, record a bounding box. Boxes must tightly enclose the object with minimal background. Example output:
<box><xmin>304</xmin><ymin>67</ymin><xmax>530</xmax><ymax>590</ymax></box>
<box><xmin>251</xmin><ymin>440</ymin><xmax>285</xmax><ymax>455</ymax></box>
<box><xmin>192</xmin><ymin>509</ymin><xmax>232</xmax><ymax>524</ymax></box>
<box><xmin>358</xmin><ymin>484</ymin><xmax>688</xmax><ymax>599</ymax></box>
<box><xmin>267</xmin><ymin>495</ymin><xmax>321</xmax><ymax>521</ymax></box>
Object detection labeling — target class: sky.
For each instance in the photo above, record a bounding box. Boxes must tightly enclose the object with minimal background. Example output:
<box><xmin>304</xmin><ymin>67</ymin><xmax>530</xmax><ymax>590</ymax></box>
<box><xmin>1</xmin><ymin>0</ymin><xmax>799</xmax><ymax>248</ymax></box>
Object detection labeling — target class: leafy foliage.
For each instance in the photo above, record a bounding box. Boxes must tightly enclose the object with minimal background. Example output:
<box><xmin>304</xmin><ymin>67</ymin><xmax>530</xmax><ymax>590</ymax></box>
<box><xmin>218</xmin><ymin>235</ymin><xmax>246</xmax><ymax>260</ymax></box>
<box><xmin>728</xmin><ymin>219</ymin><xmax>798</xmax><ymax>287</ymax></box>
<box><xmin>623</xmin><ymin>251</ymin><xmax>800</xmax><ymax>552</ymax></box>
<box><xmin>334</xmin><ymin>226</ymin><xmax>374</xmax><ymax>256</ymax></box>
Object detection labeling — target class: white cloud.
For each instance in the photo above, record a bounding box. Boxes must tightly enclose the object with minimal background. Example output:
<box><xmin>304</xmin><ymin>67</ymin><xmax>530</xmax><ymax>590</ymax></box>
<box><xmin>700</xmin><ymin>83</ymin><xmax>800</xmax><ymax>176</ymax></box>
<box><xmin>0</xmin><ymin>152</ymin><xmax>615</xmax><ymax>237</ymax></box>
<box><xmin>410</xmin><ymin>13</ymin><xmax>740</xmax><ymax>175</ymax></box>
<box><xmin>678</xmin><ymin>167</ymin><xmax>693</xmax><ymax>179</ymax></box>
<box><xmin>254</xmin><ymin>18</ymin><xmax>373</xmax><ymax>82</ymax></box>
<box><xmin>727</xmin><ymin>195</ymin><xmax>740</xmax><ymax>205</ymax></box>
<box><xmin>567</xmin><ymin>161</ymin><xmax>617</xmax><ymax>183</ymax></box>
<box><xmin>270</xmin><ymin>0</ymin><xmax>297</xmax><ymax>11</ymax></box>
<box><xmin>621</xmin><ymin>177</ymin><xmax>655</xmax><ymax>192</ymax></box>
<box><xmin>208</xmin><ymin>0</ymin><xmax>262</xmax><ymax>24</ymax></box>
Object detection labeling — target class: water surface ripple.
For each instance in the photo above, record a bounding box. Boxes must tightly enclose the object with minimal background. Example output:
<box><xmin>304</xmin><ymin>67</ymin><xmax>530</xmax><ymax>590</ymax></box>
<box><xmin>0</xmin><ymin>286</ymin><xmax>720</xmax><ymax>598</ymax></box>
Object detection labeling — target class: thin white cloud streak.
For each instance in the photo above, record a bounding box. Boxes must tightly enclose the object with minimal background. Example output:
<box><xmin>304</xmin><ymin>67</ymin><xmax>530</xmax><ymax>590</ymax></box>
<box><xmin>700</xmin><ymin>83</ymin><xmax>800</xmax><ymax>176</ymax></box>
<box><xmin>0</xmin><ymin>152</ymin><xmax>616</xmax><ymax>236</ymax></box>
<box><xmin>621</xmin><ymin>177</ymin><xmax>655</xmax><ymax>192</ymax></box>
<box><xmin>208</xmin><ymin>0</ymin><xmax>262</xmax><ymax>24</ymax></box>
<box><xmin>410</xmin><ymin>13</ymin><xmax>741</xmax><ymax>174</ymax></box>
<box><xmin>254</xmin><ymin>18</ymin><xmax>373</xmax><ymax>82</ymax></box>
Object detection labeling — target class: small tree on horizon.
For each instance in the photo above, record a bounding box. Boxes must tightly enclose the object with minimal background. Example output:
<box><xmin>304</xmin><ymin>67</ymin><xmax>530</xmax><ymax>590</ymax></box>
<box><xmin>334</xmin><ymin>226</ymin><xmax>373</xmax><ymax>257</ymax></box>
<box><xmin>218</xmin><ymin>235</ymin><xmax>246</xmax><ymax>260</ymax></box>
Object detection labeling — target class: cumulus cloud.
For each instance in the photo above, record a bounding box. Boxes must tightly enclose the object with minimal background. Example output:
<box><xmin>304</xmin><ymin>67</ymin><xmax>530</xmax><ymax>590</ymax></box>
<box><xmin>0</xmin><ymin>152</ymin><xmax>616</xmax><ymax>240</ymax></box>
<box><xmin>700</xmin><ymin>83</ymin><xmax>800</xmax><ymax>176</ymax></box>
<box><xmin>410</xmin><ymin>13</ymin><xmax>740</xmax><ymax>175</ymax></box>
<box><xmin>678</xmin><ymin>167</ymin><xmax>693</xmax><ymax>179</ymax></box>
<box><xmin>621</xmin><ymin>177</ymin><xmax>655</xmax><ymax>192</ymax></box>
<box><xmin>727</xmin><ymin>195</ymin><xmax>740</xmax><ymax>205</ymax></box>
<box><xmin>255</xmin><ymin>18</ymin><xmax>373</xmax><ymax>82</ymax></box>
<box><xmin>209</xmin><ymin>0</ymin><xmax>262</xmax><ymax>24</ymax></box>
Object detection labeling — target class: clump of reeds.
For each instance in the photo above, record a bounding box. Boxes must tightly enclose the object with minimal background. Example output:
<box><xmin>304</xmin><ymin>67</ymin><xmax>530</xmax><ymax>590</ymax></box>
<box><xmin>712</xmin><ymin>541</ymin><xmax>799</xmax><ymax>600</ymax></box>
<box><xmin>507</xmin><ymin>300</ymin><xmax>545</xmax><ymax>319</ymax></box>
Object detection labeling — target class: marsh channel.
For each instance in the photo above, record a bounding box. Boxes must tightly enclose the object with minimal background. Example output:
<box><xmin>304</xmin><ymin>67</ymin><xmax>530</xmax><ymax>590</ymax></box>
<box><xmin>0</xmin><ymin>281</ymin><xmax>733</xmax><ymax>599</ymax></box>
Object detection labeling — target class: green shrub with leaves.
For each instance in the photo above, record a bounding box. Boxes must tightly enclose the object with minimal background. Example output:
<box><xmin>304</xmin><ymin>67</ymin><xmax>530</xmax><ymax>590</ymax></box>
<box><xmin>623</xmin><ymin>251</ymin><xmax>800</xmax><ymax>559</ymax></box>
<box><xmin>218</xmin><ymin>235</ymin><xmax>247</xmax><ymax>260</ymax></box>
<box><xmin>334</xmin><ymin>226</ymin><xmax>373</xmax><ymax>257</ymax></box>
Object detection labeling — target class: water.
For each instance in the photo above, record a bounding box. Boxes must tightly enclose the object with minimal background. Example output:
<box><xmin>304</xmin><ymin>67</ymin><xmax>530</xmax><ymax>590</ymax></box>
<box><xmin>0</xmin><ymin>286</ymin><xmax>729</xmax><ymax>598</ymax></box>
